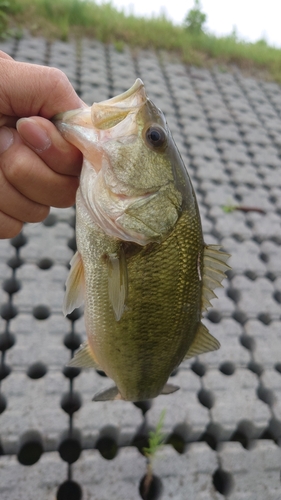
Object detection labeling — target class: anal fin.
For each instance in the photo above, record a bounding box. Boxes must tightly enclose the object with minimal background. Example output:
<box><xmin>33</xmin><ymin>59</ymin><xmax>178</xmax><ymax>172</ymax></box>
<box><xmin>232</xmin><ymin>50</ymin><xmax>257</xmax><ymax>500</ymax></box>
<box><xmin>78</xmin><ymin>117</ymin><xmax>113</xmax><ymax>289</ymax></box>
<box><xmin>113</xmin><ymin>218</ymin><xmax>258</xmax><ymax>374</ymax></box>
<box><xmin>92</xmin><ymin>386</ymin><xmax>121</xmax><ymax>401</ymax></box>
<box><xmin>67</xmin><ymin>341</ymin><xmax>99</xmax><ymax>369</ymax></box>
<box><xmin>161</xmin><ymin>383</ymin><xmax>179</xmax><ymax>395</ymax></box>
<box><xmin>184</xmin><ymin>322</ymin><xmax>220</xmax><ymax>360</ymax></box>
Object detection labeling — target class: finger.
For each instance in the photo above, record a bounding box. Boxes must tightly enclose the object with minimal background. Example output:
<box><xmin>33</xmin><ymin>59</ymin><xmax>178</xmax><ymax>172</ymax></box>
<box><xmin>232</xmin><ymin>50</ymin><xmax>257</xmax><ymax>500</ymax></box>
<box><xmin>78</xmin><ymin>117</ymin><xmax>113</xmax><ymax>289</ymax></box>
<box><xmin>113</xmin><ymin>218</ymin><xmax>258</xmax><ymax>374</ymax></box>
<box><xmin>0</xmin><ymin>51</ymin><xmax>13</xmax><ymax>61</ymax></box>
<box><xmin>0</xmin><ymin>161</ymin><xmax>50</xmax><ymax>223</ymax></box>
<box><xmin>0</xmin><ymin>212</ymin><xmax>23</xmax><ymax>240</ymax></box>
<box><xmin>0</xmin><ymin>114</ymin><xmax>18</xmax><ymax>127</ymax></box>
<box><xmin>17</xmin><ymin>116</ymin><xmax>82</xmax><ymax>176</ymax></box>
<box><xmin>0</xmin><ymin>59</ymin><xmax>86</xmax><ymax>118</ymax></box>
<box><xmin>0</xmin><ymin>128</ymin><xmax>79</xmax><ymax>208</ymax></box>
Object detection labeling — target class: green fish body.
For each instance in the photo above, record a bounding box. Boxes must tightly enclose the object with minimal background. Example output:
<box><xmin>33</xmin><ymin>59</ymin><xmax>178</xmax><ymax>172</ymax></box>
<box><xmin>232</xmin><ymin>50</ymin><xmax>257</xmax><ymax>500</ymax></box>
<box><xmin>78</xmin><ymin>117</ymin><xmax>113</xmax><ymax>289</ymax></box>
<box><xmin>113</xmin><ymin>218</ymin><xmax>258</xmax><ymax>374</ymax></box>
<box><xmin>54</xmin><ymin>79</ymin><xmax>230</xmax><ymax>402</ymax></box>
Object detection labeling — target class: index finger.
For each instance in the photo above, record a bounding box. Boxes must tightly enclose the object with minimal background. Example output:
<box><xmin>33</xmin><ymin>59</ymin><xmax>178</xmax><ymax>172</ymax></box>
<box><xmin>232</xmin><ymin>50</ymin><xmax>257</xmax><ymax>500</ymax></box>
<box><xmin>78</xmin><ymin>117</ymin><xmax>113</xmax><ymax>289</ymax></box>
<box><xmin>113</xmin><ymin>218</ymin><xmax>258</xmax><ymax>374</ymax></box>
<box><xmin>0</xmin><ymin>58</ymin><xmax>86</xmax><ymax>119</ymax></box>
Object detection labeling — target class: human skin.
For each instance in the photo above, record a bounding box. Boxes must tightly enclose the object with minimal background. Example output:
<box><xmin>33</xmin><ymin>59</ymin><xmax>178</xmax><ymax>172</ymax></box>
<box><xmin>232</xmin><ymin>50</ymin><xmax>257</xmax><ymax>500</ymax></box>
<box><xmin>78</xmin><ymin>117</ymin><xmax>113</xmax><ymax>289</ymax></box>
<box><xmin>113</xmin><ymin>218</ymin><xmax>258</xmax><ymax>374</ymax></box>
<box><xmin>0</xmin><ymin>51</ymin><xmax>85</xmax><ymax>239</ymax></box>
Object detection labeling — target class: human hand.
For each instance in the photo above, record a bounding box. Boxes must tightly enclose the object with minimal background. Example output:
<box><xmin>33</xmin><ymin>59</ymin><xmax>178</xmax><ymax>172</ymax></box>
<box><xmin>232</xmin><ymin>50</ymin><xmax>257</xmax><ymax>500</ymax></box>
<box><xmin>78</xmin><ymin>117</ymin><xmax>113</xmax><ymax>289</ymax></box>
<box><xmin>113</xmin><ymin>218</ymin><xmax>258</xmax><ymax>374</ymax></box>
<box><xmin>0</xmin><ymin>51</ymin><xmax>85</xmax><ymax>238</ymax></box>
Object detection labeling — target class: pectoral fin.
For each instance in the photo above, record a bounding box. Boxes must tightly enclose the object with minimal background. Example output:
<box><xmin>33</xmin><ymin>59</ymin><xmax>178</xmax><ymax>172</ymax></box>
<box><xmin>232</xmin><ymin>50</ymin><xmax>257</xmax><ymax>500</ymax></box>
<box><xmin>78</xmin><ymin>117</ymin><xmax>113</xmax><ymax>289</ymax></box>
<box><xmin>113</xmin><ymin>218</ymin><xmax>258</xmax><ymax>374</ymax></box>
<box><xmin>63</xmin><ymin>251</ymin><xmax>84</xmax><ymax>316</ymax></box>
<box><xmin>184</xmin><ymin>323</ymin><xmax>220</xmax><ymax>360</ymax></box>
<box><xmin>107</xmin><ymin>249</ymin><xmax>128</xmax><ymax>321</ymax></box>
<box><xmin>67</xmin><ymin>341</ymin><xmax>99</xmax><ymax>369</ymax></box>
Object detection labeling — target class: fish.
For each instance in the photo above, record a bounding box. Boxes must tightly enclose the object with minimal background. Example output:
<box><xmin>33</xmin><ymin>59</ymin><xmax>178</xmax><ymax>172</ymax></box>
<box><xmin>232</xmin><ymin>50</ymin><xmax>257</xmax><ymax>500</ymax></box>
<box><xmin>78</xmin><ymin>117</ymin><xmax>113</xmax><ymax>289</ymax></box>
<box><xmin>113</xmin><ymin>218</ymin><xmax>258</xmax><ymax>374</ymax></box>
<box><xmin>53</xmin><ymin>79</ymin><xmax>230</xmax><ymax>402</ymax></box>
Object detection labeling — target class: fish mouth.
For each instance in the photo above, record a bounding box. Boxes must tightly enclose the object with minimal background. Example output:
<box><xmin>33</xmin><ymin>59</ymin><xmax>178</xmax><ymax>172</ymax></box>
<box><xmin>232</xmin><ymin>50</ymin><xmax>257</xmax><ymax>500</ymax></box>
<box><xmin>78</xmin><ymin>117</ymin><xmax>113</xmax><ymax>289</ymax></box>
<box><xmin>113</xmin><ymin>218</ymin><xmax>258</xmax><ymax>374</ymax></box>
<box><xmin>53</xmin><ymin>79</ymin><xmax>147</xmax><ymax>132</ymax></box>
<box><xmin>91</xmin><ymin>78</ymin><xmax>147</xmax><ymax>129</ymax></box>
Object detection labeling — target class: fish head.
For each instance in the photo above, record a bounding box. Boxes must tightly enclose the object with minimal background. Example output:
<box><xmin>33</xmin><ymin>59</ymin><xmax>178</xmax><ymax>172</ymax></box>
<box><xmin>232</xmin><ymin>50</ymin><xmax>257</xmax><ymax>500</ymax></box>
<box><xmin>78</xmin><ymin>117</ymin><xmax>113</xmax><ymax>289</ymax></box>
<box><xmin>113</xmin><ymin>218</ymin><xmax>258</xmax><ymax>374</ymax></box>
<box><xmin>54</xmin><ymin>79</ymin><xmax>194</xmax><ymax>245</ymax></box>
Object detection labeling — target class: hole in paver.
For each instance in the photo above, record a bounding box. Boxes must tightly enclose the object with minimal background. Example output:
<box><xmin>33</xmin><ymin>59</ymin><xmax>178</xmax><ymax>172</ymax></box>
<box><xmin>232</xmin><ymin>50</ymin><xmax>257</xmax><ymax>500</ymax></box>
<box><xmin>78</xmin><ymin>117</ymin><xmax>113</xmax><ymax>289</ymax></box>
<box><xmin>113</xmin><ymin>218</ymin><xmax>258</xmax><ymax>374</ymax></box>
<box><xmin>257</xmin><ymin>386</ymin><xmax>274</xmax><ymax>406</ymax></box>
<box><xmin>59</xmin><ymin>436</ymin><xmax>81</xmax><ymax>464</ymax></box>
<box><xmin>212</xmin><ymin>469</ymin><xmax>234</xmax><ymax>496</ymax></box>
<box><xmin>0</xmin><ymin>393</ymin><xmax>7</xmax><ymax>414</ymax></box>
<box><xmin>68</xmin><ymin>237</ymin><xmax>77</xmax><ymax>252</ymax></box>
<box><xmin>266</xmin><ymin>418</ymin><xmax>281</xmax><ymax>441</ymax></box>
<box><xmin>38</xmin><ymin>258</ymin><xmax>54</xmax><ymax>270</ymax></box>
<box><xmin>198</xmin><ymin>388</ymin><xmax>214</xmax><ymax>409</ymax></box>
<box><xmin>7</xmin><ymin>255</ymin><xmax>24</xmax><ymax>269</ymax></box>
<box><xmin>0</xmin><ymin>363</ymin><xmax>11</xmax><ymax>380</ymax></box>
<box><xmin>96</xmin><ymin>369</ymin><xmax>108</xmax><ymax>377</ymax></box>
<box><xmin>0</xmin><ymin>331</ymin><xmax>15</xmax><ymax>351</ymax></box>
<box><xmin>134</xmin><ymin>400</ymin><xmax>152</xmax><ymax>415</ymax></box>
<box><xmin>139</xmin><ymin>474</ymin><xmax>163</xmax><ymax>500</ymax></box>
<box><xmin>207</xmin><ymin>310</ymin><xmax>221</xmax><ymax>323</ymax></box>
<box><xmin>66</xmin><ymin>308</ymin><xmax>82</xmax><ymax>322</ymax></box>
<box><xmin>258</xmin><ymin>313</ymin><xmax>271</xmax><ymax>325</ymax></box>
<box><xmin>275</xmin><ymin>363</ymin><xmax>281</xmax><ymax>374</ymax></box>
<box><xmin>63</xmin><ymin>366</ymin><xmax>81</xmax><ymax>379</ymax></box>
<box><xmin>259</xmin><ymin>252</ymin><xmax>269</xmax><ymax>263</ymax></box>
<box><xmin>233</xmin><ymin>310</ymin><xmax>247</xmax><ymax>325</ymax></box>
<box><xmin>166</xmin><ymin>432</ymin><xmax>185</xmax><ymax>454</ymax></box>
<box><xmin>227</xmin><ymin>288</ymin><xmax>240</xmax><ymax>303</ymax></box>
<box><xmin>96</xmin><ymin>436</ymin><xmax>118</xmax><ymax>460</ymax></box>
<box><xmin>10</xmin><ymin>233</ymin><xmax>27</xmax><ymax>248</ymax></box>
<box><xmin>61</xmin><ymin>392</ymin><xmax>82</xmax><ymax>415</ymax></box>
<box><xmin>266</xmin><ymin>272</ymin><xmax>276</xmax><ymax>282</ymax></box>
<box><xmin>244</xmin><ymin>270</ymin><xmax>257</xmax><ymax>280</ymax></box>
<box><xmin>219</xmin><ymin>361</ymin><xmax>235</xmax><ymax>375</ymax></box>
<box><xmin>2</xmin><ymin>277</ymin><xmax>21</xmax><ymax>295</ymax></box>
<box><xmin>191</xmin><ymin>360</ymin><xmax>206</xmax><ymax>377</ymax></box>
<box><xmin>57</xmin><ymin>480</ymin><xmax>82</xmax><ymax>500</ymax></box>
<box><xmin>27</xmin><ymin>362</ymin><xmax>47</xmax><ymax>379</ymax></box>
<box><xmin>232</xmin><ymin>429</ymin><xmax>250</xmax><ymax>449</ymax></box>
<box><xmin>240</xmin><ymin>334</ymin><xmax>255</xmax><ymax>351</ymax></box>
<box><xmin>273</xmin><ymin>291</ymin><xmax>281</xmax><ymax>304</ymax></box>
<box><xmin>64</xmin><ymin>332</ymin><xmax>82</xmax><ymax>351</ymax></box>
<box><xmin>0</xmin><ymin>303</ymin><xmax>18</xmax><ymax>320</ymax></box>
<box><xmin>248</xmin><ymin>361</ymin><xmax>263</xmax><ymax>375</ymax></box>
<box><xmin>17</xmin><ymin>431</ymin><xmax>43</xmax><ymax>466</ymax></box>
<box><xmin>33</xmin><ymin>305</ymin><xmax>50</xmax><ymax>320</ymax></box>
<box><xmin>43</xmin><ymin>213</ymin><xmax>57</xmax><ymax>226</ymax></box>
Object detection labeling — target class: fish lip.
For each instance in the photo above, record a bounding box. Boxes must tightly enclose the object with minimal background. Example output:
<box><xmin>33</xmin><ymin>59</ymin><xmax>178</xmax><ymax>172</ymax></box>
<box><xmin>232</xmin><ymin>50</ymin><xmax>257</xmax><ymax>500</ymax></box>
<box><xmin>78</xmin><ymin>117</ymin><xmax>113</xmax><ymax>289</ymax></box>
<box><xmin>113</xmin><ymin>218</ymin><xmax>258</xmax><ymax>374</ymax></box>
<box><xmin>98</xmin><ymin>79</ymin><xmax>146</xmax><ymax>107</ymax></box>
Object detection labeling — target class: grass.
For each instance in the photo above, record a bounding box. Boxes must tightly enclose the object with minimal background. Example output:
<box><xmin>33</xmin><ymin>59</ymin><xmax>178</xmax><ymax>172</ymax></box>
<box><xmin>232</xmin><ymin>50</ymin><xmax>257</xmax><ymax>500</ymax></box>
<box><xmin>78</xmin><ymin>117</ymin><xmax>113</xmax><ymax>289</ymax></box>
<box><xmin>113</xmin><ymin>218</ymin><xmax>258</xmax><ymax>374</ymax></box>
<box><xmin>3</xmin><ymin>0</ymin><xmax>281</xmax><ymax>83</ymax></box>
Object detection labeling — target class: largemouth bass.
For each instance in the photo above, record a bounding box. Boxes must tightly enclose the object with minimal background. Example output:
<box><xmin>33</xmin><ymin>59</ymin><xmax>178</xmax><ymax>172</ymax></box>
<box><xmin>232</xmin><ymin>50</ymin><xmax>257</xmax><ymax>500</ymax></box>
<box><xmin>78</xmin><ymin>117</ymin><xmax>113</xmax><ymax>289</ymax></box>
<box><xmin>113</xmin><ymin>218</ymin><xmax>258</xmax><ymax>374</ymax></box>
<box><xmin>54</xmin><ymin>79</ymin><xmax>230</xmax><ymax>402</ymax></box>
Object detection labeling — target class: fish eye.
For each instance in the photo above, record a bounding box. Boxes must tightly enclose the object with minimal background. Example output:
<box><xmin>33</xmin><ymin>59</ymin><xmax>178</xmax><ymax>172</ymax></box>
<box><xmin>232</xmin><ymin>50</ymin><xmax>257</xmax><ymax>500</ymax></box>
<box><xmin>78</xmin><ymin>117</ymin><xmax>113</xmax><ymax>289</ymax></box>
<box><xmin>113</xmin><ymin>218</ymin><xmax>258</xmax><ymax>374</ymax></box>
<box><xmin>145</xmin><ymin>125</ymin><xmax>167</xmax><ymax>149</ymax></box>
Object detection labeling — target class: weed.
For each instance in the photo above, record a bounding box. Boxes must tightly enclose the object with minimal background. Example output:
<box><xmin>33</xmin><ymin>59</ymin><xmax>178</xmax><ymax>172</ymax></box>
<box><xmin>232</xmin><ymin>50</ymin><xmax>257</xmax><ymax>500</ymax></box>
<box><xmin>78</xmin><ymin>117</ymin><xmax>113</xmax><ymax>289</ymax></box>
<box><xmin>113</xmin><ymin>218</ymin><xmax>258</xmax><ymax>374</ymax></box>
<box><xmin>142</xmin><ymin>409</ymin><xmax>166</xmax><ymax>498</ymax></box>
<box><xmin>184</xmin><ymin>0</ymin><xmax>207</xmax><ymax>34</ymax></box>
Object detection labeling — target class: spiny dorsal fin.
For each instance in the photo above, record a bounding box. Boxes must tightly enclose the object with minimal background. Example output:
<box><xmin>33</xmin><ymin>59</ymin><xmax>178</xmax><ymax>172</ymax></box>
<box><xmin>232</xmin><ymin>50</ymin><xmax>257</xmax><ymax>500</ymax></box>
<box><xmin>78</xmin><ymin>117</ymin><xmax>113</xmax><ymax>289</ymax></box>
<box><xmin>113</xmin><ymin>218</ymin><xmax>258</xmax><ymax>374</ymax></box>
<box><xmin>67</xmin><ymin>341</ymin><xmax>99</xmax><ymax>369</ymax></box>
<box><xmin>107</xmin><ymin>249</ymin><xmax>128</xmax><ymax>321</ymax></box>
<box><xmin>63</xmin><ymin>251</ymin><xmax>84</xmax><ymax>316</ymax></box>
<box><xmin>201</xmin><ymin>245</ymin><xmax>231</xmax><ymax>312</ymax></box>
<box><xmin>184</xmin><ymin>322</ymin><xmax>220</xmax><ymax>360</ymax></box>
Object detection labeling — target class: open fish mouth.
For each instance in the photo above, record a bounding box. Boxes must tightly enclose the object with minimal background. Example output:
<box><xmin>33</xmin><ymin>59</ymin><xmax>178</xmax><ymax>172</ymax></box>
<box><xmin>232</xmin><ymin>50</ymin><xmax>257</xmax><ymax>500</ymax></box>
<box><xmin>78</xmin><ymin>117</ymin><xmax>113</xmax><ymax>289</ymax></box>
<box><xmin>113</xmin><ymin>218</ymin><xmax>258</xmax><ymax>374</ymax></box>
<box><xmin>53</xmin><ymin>79</ymin><xmax>147</xmax><ymax>131</ymax></box>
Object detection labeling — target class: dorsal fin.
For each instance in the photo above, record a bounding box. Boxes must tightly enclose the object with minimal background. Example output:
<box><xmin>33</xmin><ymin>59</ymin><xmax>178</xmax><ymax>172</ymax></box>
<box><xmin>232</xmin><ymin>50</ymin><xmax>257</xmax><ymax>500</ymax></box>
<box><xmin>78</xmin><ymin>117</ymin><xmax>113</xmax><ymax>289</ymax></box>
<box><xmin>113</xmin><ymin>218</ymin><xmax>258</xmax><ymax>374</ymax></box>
<box><xmin>184</xmin><ymin>322</ymin><xmax>220</xmax><ymax>360</ymax></box>
<box><xmin>63</xmin><ymin>251</ymin><xmax>84</xmax><ymax>316</ymax></box>
<box><xmin>107</xmin><ymin>249</ymin><xmax>128</xmax><ymax>321</ymax></box>
<box><xmin>201</xmin><ymin>245</ymin><xmax>231</xmax><ymax>312</ymax></box>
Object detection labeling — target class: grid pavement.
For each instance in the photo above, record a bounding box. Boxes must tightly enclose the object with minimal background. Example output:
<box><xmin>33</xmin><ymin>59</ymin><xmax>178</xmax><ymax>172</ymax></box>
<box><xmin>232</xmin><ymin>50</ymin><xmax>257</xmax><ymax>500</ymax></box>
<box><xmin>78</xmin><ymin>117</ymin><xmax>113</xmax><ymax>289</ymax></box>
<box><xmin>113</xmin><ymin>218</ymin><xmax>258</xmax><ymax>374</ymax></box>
<box><xmin>0</xmin><ymin>34</ymin><xmax>280</xmax><ymax>500</ymax></box>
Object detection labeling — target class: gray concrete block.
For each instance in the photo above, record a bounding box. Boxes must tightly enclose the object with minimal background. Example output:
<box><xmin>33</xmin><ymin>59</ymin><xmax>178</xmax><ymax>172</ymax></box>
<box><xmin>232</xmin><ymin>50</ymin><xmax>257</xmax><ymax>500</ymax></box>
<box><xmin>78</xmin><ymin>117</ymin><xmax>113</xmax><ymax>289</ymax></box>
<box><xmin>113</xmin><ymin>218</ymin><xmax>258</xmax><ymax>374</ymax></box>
<box><xmin>1</xmin><ymin>371</ymin><xmax>69</xmax><ymax>453</ymax></box>
<box><xmin>204</xmin><ymin>369</ymin><xmax>271</xmax><ymax>439</ymax></box>
<box><xmin>245</xmin><ymin>320</ymin><xmax>281</xmax><ymax>369</ymax></box>
<box><xmin>221</xmin><ymin>237</ymin><xmax>267</xmax><ymax>276</ymax></box>
<box><xmin>219</xmin><ymin>440</ymin><xmax>281</xmax><ymax>500</ymax></box>
<box><xmin>153</xmin><ymin>443</ymin><xmax>223</xmax><ymax>500</ymax></box>
<box><xmin>199</xmin><ymin>318</ymin><xmax>250</xmax><ymax>368</ymax></box>
<box><xmin>231</xmin><ymin>275</ymin><xmax>280</xmax><ymax>319</ymax></box>
<box><xmin>0</xmin><ymin>453</ymin><xmax>66</xmax><ymax>500</ymax></box>
<box><xmin>6</xmin><ymin>313</ymin><xmax>68</xmax><ymax>369</ymax></box>
<box><xmin>73</xmin><ymin>448</ymin><xmax>145</xmax><ymax>500</ymax></box>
